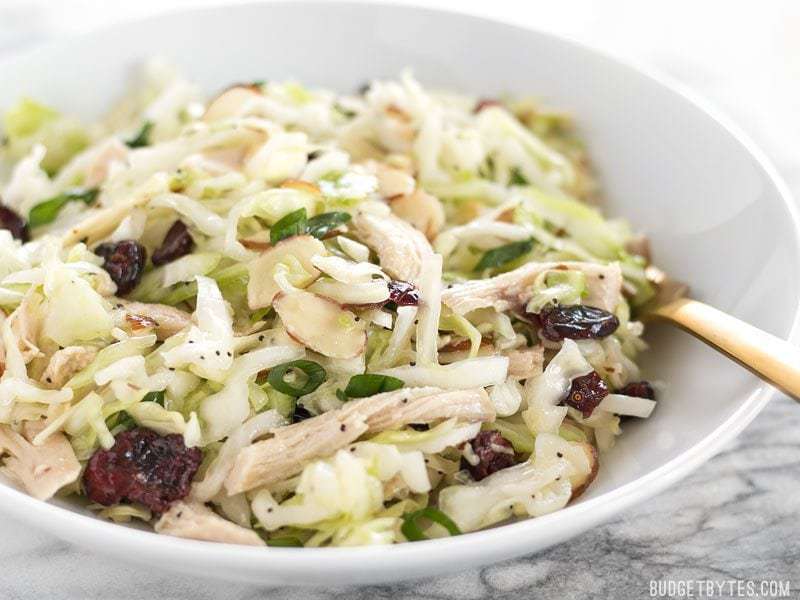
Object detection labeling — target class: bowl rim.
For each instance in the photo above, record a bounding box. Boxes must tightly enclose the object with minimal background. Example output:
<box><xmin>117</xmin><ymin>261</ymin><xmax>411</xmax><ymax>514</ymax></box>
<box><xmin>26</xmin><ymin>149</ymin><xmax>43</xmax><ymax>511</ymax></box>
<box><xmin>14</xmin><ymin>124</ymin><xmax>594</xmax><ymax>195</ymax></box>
<box><xmin>1</xmin><ymin>0</ymin><xmax>798</xmax><ymax>575</ymax></box>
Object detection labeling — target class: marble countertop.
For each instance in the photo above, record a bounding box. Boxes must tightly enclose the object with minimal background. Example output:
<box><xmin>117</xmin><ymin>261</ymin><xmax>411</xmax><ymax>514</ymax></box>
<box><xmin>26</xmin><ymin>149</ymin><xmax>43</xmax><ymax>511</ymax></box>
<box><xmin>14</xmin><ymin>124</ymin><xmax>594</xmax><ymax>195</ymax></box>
<box><xmin>1</xmin><ymin>1</ymin><xmax>799</xmax><ymax>597</ymax></box>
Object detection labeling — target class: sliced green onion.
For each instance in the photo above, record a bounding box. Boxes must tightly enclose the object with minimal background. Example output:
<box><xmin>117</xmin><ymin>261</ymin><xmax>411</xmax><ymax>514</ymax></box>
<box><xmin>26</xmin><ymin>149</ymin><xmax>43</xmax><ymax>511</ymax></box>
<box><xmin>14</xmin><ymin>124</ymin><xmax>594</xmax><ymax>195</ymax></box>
<box><xmin>509</xmin><ymin>167</ymin><xmax>529</xmax><ymax>186</ymax></box>
<box><xmin>106</xmin><ymin>410</ymin><xmax>136</xmax><ymax>432</ymax></box>
<box><xmin>117</xmin><ymin>412</ymin><xmax>137</xmax><ymax>430</ymax></box>
<box><xmin>267</xmin><ymin>360</ymin><xmax>327</xmax><ymax>397</ymax></box>
<box><xmin>270</xmin><ymin>208</ymin><xmax>308</xmax><ymax>244</ymax></box>
<box><xmin>333</xmin><ymin>103</ymin><xmax>357</xmax><ymax>119</ymax></box>
<box><xmin>306</xmin><ymin>211</ymin><xmax>351</xmax><ymax>239</ymax></box>
<box><xmin>266</xmin><ymin>536</ymin><xmax>303</xmax><ymax>547</ymax></box>
<box><xmin>142</xmin><ymin>390</ymin><xmax>166</xmax><ymax>406</ymax></box>
<box><xmin>344</xmin><ymin>374</ymin><xmax>404</xmax><ymax>398</ymax></box>
<box><xmin>474</xmin><ymin>239</ymin><xmax>533</xmax><ymax>271</ymax></box>
<box><xmin>401</xmin><ymin>507</ymin><xmax>461</xmax><ymax>542</ymax></box>
<box><xmin>125</xmin><ymin>121</ymin><xmax>154</xmax><ymax>148</ymax></box>
<box><xmin>28</xmin><ymin>187</ymin><xmax>99</xmax><ymax>228</ymax></box>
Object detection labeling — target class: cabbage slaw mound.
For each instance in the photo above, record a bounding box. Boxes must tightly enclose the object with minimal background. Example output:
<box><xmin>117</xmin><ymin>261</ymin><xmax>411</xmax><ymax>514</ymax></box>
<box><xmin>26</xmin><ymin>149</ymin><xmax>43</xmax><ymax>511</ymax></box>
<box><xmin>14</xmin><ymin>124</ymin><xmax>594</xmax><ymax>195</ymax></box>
<box><xmin>0</xmin><ymin>61</ymin><xmax>659</xmax><ymax>547</ymax></box>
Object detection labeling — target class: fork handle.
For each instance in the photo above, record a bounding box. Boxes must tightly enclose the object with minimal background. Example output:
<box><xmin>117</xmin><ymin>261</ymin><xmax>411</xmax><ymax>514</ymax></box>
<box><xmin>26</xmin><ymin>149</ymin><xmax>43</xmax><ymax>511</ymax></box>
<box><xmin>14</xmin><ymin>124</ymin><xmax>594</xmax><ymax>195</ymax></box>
<box><xmin>650</xmin><ymin>298</ymin><xmax>800</xmax><ymax>402</ymax></box>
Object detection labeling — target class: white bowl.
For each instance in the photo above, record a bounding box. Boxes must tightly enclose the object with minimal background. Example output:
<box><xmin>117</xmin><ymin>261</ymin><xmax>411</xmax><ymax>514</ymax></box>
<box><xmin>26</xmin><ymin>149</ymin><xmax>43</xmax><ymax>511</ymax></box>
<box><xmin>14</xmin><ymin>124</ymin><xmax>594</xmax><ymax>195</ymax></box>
<box><xmin>0</xmin><ymin>1</ymin><xmax>798</xmax><ymax>586</ymax></box>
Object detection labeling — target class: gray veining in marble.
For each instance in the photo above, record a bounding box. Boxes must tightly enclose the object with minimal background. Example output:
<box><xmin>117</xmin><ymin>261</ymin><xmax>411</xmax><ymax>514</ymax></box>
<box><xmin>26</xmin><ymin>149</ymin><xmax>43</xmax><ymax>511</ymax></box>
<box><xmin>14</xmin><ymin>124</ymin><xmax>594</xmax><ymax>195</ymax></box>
<box><xmin>1</xmin><ymin>1</ymin><xmax>799</xmax><ymax>598</ymax></box>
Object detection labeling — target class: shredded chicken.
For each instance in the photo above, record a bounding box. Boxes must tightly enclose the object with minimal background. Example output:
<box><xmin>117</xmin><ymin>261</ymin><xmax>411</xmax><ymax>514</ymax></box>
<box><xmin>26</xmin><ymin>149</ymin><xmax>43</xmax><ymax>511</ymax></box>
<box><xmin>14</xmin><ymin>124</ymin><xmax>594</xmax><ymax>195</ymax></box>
<box><xmin>505</xmin><ymin>345</ymin><xmax>545</xmax><ymax>380</ymax></box>
<box><xmin>7</xmin><ymin>291</ymin><xmax>43</xmax><ymax>364</ymax></box>
<box><xmin>0</xmin><ymin>421</ymin><xmax>80</xmax><ymax>500</ymax></box>
<box><xmin>113</xmin><ymin>300</ymin><xmax>192</xmax><ymax>340</ymax></box>
<box><xmin>61</xmin><ymin>193</ymin><xmax>152</xmax><ymax>247</ymax></box>
<box><xmin>363</xmin><ymin>387</ymin><xmax>493</xmax><ymax>431</ymax></box>
<box><xmin>155</xmin><ymin>500</ymin><xmax>265</xmax><ymax>546</ymax></box>
<box><xmin>225</xmin><ymin>407</ymin><xmax>368</xmax><ymax>495</ymax></box>
<box><xmin>83</xmin><ymin>139</ymin><xmax>129</xmax><ymax>189</ymax></box>
<box><xmin>40</xmin><ymin>346</ymin><xmax>97</xmax><ymax>388</ymax></box>
<box><xmin>442</xmin><ymin>261</ymin><xmax>623</xmax><ymax>315</ymax></box>
<box><xmin>352</xmin><ymin>211</ymin><xmax>434</xmax><ymax>283</ymax></box>
<box><xmin>225</xmin><ymin>386</ymin><xmax>494</xmax><ymax>494</ymax></box>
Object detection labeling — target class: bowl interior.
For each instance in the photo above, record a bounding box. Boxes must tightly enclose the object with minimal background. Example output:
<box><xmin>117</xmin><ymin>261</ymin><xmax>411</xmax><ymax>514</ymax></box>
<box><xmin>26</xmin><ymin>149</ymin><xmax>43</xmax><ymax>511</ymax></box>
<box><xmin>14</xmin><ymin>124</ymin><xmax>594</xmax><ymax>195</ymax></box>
<box><xmin>0</xmin><ymin>1</ymin><xmax>797</xmax><ymax>584</ymax></box>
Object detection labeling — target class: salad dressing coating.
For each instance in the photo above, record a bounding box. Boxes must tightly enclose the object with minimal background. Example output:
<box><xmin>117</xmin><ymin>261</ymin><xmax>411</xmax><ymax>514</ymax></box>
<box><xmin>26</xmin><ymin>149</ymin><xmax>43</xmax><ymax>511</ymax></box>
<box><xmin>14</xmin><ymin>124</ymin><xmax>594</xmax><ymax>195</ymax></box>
<box><xmin>0</xmin><ymin>63</ymin><xmax>658</xmax><ymax>545</ymax></box>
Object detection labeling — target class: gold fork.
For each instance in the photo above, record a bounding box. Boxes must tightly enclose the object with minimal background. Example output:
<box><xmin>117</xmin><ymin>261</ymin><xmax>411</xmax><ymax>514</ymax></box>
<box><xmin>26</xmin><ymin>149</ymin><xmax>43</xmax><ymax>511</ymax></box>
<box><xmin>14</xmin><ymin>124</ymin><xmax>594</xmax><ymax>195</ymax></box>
<box><xmin>641</xmin><ymin>271</ymin><xmax>800</xmax><ymax>401</ymax></box>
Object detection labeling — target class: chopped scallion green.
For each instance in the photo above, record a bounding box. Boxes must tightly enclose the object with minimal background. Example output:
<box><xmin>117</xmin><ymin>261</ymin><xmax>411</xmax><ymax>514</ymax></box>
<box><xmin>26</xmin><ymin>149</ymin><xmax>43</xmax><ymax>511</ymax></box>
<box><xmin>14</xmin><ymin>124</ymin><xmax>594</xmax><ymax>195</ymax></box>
<box><xmin>267</xmin><ymin>360</ymin><xmax>327</xmax><ymax>397</ymax></box>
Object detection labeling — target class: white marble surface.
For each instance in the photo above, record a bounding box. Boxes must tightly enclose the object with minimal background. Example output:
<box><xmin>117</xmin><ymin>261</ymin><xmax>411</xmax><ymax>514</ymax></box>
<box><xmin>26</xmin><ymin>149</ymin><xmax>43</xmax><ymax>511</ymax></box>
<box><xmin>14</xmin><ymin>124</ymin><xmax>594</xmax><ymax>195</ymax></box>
<box><xmin>1</xmin><ymin>0</ymin><xmax>799</xmax><ymax>597</ymax></box>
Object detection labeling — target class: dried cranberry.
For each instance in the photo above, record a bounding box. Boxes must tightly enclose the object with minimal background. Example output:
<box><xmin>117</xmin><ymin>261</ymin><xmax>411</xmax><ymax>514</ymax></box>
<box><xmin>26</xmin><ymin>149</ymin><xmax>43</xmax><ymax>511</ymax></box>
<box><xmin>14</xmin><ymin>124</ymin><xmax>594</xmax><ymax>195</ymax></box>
<box><xmin>95</xmin><ymin>240</ymin><xmax>147</xmax><ymax>295</ymax></box>
<box><xmin>474</xmin><ymin>99</ymin><xmax>502</xmax><ymax>113</ymax></box>
<box><xmin>564</xmin><ymin>371</ymin><xmax>608</xmax><ymax>418</ymax></box>
<box><xmin>461</xmin><ymin>430</ymin><xmax>515</xmax><ymax>481</ymax></box>
<box><xmin>151</xmin><ymin>220</ymin><xmax>194</xmax><ymax>266</ymax></box>
<box><xmin>0</xmin><ymin>204</ymin><xmax>29</xmax><ymax>242</ymax></box>
<box><xmin>292</xmin><ymin>404</ymin><xmax>313</xmax><ymax>423</ymax></box>
<box><xmin>387</xmin><ymin>280</ymin><xmax>420</xmax><ymax>307</ymax></box>
<box><xmin>619</xmin><ymin>380</ymin><xmax>655</xmax><ymax>400</ymax></box>
<box><xmin>83</xmin><ymin>427</ymin><xmax>202</xmax><ymax>513</ymax></box>
<box><xmin>538</xmin><ymin>304</ymin><xmax>619</xmax><ymax>341</ymax></box>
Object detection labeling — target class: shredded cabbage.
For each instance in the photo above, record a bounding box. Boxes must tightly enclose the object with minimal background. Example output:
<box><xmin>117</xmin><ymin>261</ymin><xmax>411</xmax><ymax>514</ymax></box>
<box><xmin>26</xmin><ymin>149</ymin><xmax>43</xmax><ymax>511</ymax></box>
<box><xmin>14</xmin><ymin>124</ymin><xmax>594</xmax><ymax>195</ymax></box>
<box><xmin>41</xmin><ymin>257</ymin><xmax>113</xmax><ymax>347</ymax></box>
<box><xmin>162</xmin><ymin>253</ymin><xmax>221</xmax><ymax>288</ymax></box>
<box><xmin>439</xmin><ymin>433</ymin><xmax>590</xmax><ymax>532</ymax></box>
<box><xmin>0</xmin><ymin>64</ymin><xmax>662</xmax><ymax>546</ymax></box>
<box><xmin>414</xmin><ymin>254</ymin><xmax>443</xmax><ymax>367</ymax></box>
<box><xmin>251</xmin><ymin>443</ymin><xmax>427</xmax><ymax>546</ymax></box>
<box><xmin>379</xmin><ymin>356</ymin><xmax>508</xmax><ymax>390</ymax></box>
<box><xmin>526</xmin><ymin>270</ymin><xmax>587</xmax><ymax>313</ymax></box>
<box><xmin>2</xmin><ymin>98</ymin><xmax>89</xmax><ymax>175</ymax></box>
<box><xmin>162</xmin><ymin>276</ymin><xmax>234</xmax><ymax>381</ymax></box>
<box><xmin>522</xmin><ymin>339</ymin><xmax>592</xmax><ymax>435</ymax></box>
<box><xmin>193</xmin><ymin>409</ymin><xmax>286</xmax><ymax>501</ymax></box>
<box><xmin>198</xmin><ymin>345</ymin><xmax>303</xmax><ymax>442</ymax></box>
<box><xmin>370</xmin><ymin>419</ymin><xmax>481</xmax><ymax>454</ymax></box>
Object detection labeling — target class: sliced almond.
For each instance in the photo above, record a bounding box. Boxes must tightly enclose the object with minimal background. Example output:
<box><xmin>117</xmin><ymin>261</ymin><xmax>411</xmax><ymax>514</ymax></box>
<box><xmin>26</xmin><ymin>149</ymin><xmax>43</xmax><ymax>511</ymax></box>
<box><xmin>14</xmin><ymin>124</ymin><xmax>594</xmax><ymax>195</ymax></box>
<box><xmin>273</xmin><ymin>290</ymin><xmax>366</xmax><ymax>359</ymax></box>
<box><xmin>203</xmin><ymin>86</ymin><xmax>263</xmax><ymax>122</ymax></box>
<box><xmin>239</xmin><ymin>237</ymin><xmax>272</xmax><ymax>251</ymax></box>
<box><xmin>371</xmin><ymin>161</ymin><xmax>416</xmax><ymax>198</ymax></box>
<box><xmin>569</xmin><ymin>442</ymin><xmax>599</xmax><ymax>501</ymax></box>
<box><xmin>125</xmin><ymin>312</ymin><xmax>159</xmax><ymax>331</ymax></box>
<box><xmin>280</xmin><ymin>179</ymin><xmax>322</xmax><ymax>196</ymax></box>
<box><xmin>114</xmin><ymin>300</ymin><xmax>192</xmax><ymax>340</ymax></box>
<box><xmin>247</xmin><ymin>235</ymin><xmax>327</xmax><ymax>310</ymax></box>
<box><xmin>389</xmin><ymin>189</ymin><xmax>445</xmax><ymax>240</ymax></box>
<box><xmin>386</xmin><ymin>104</ymin><xmax>411</xmax><ymax>122</ymax></box>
